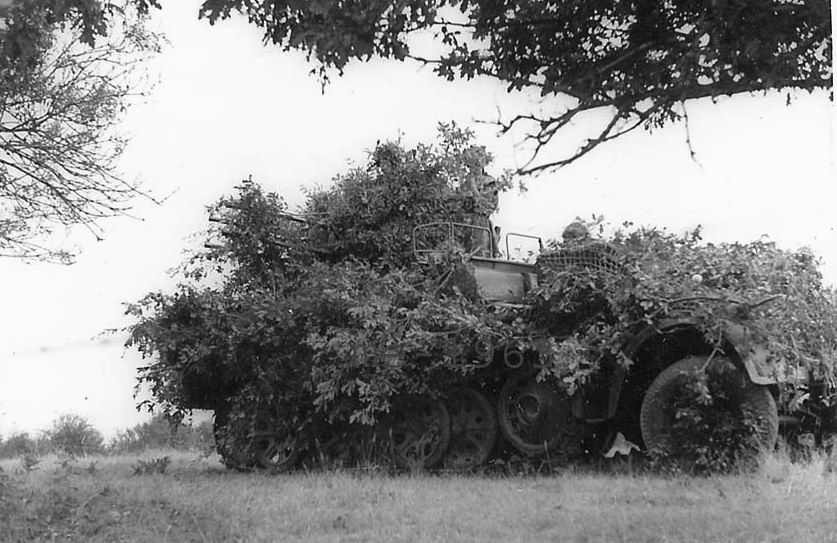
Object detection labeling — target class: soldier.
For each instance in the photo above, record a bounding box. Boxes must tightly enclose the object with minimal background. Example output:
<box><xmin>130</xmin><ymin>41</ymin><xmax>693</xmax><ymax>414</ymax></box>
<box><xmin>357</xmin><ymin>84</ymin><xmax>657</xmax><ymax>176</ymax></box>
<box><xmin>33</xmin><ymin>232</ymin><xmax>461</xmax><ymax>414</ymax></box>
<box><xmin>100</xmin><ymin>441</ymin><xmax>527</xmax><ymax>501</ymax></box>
<box><xmin>458</xmin><ymin>173</ymin><xmax>499</xmax><ymax>257</ymax></box>
<box><xmin>562</xmin><ymin>221</ymin><xmax>590</xmax><ymax>244</ymax></box>
<box><xmin>492</xmin><ymin>225</ymin><xmax>502</xmax><ymax>258</ymax></box>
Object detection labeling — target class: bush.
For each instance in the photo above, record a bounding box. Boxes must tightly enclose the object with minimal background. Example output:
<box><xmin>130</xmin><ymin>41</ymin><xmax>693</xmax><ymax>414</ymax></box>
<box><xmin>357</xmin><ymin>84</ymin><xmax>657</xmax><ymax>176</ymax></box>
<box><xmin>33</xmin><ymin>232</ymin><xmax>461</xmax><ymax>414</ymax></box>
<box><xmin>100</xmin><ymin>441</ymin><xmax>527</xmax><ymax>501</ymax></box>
<box><xmin>108</xmin><ymin>415</ymin><xmax>214</xmax><ymax>453</ymax></box>
<box><xmin>0</xmin><ymin>432</ymin><xmax>39</xmax><ymax>458</ymax></box>
<box><xmin>43</xmin><ymin>414</ymin><xmax>104</xmax><ymax>457</ymax></box>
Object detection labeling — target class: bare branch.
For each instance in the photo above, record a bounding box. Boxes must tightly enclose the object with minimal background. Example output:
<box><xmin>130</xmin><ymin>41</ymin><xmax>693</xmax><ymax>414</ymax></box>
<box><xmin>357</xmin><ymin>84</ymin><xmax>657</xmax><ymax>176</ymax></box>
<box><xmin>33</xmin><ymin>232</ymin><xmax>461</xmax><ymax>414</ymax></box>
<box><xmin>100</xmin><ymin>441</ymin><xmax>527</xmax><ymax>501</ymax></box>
<box><xmin>0</xmin><ymin>7</ymin><xmax>159</xmax><ymax>262</ymax></box>
<box><xmin>681</xmin><ymin>101</ymin><xmax>703</xmax><ymax>167</ymax></box>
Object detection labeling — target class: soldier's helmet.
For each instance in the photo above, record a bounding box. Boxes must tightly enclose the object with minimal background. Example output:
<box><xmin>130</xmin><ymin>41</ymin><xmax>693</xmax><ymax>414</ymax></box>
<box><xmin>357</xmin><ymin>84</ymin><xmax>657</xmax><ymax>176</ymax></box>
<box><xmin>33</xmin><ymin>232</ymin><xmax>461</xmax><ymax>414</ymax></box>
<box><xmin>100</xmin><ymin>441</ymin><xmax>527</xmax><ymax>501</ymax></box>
<box><xmin>562</xmin><ymin>221</ymin><xmax>589</xmax><ymax>242</ymax></box>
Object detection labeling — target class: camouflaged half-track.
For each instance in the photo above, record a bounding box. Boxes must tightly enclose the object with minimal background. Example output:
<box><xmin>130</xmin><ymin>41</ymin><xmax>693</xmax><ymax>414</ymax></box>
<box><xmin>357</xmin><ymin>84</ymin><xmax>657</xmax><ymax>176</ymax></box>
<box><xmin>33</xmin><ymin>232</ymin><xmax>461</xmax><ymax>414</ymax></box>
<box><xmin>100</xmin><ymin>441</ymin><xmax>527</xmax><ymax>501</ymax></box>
<box><xmin>202</xmin><ymin>221</ymin><xmax>833</xmax><ymax>472</ymax></box>
<box><xmin>400</xmin><ymin>223</ymin><xmax>783</xmax><ymax>468</ymax></box>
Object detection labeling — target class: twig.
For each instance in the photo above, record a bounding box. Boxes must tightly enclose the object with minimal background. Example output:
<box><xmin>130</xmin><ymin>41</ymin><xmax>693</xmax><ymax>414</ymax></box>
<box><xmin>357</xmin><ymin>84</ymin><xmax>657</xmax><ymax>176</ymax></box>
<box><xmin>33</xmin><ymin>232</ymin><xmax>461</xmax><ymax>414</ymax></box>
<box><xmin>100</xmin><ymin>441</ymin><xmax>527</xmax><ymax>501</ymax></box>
<box><xmin>681</xmin><ymin>101</ymin><xmax>703</xmax><ymax>167</ymax></box>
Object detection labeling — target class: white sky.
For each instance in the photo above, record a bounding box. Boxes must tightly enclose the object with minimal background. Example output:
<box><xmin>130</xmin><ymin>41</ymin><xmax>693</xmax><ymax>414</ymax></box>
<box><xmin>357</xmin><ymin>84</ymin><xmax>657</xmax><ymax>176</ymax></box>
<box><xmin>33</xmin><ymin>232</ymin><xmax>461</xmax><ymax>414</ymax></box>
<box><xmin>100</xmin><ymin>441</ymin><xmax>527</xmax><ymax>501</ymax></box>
<box><xmin>0</xmin><ymin>0</ymin><xmax>834</xmax><ymax>438</ymax></box>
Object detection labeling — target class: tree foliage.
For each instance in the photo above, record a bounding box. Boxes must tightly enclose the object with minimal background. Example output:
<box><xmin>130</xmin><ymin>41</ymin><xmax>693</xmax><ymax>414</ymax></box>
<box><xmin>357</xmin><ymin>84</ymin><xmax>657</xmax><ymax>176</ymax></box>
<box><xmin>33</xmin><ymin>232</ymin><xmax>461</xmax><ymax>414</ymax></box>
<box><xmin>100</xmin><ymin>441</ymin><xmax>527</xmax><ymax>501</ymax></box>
<box><xmin>5</xmin><ymin>2</ymin><xmax>829</xmax><ymax>176</ymax></box>
<box><xmin>190</xmin><ymin>0</ymin><xmax>832</xmax><ymax>172</ymax></box>
<box><xmin>8</xmin><ymin>1</ymin><xmax>829</xmax><ymax>180</ymax></box>
<box><xmin>128</xmin><ymin>126</ymin><xmax>837</xmax><ymax>463</ymax></box>
<box><xmin>0</xmin><ymin>1</ymin><xmax>160</xmax><ymax>261</ymax></box>
<box><xmin>0</xmin><ymin>0</ymin><xmax>159</xmax><ymax>70</ymax></box>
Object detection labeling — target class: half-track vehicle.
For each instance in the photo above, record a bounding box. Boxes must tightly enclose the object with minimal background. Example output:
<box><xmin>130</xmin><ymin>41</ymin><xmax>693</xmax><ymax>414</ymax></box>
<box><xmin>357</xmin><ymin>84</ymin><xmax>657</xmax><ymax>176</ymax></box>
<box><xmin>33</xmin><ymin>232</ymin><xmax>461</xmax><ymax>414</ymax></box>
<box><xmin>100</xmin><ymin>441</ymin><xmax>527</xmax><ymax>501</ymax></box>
<box><xmin>404</xmin><ymin>222</ymin><xmax>783</xmax><ymax>467</ymax></box>
<box><xmin>189</xmin><ymin>216</ymin><xmax>837</xmax><ymax>473</ymax></box>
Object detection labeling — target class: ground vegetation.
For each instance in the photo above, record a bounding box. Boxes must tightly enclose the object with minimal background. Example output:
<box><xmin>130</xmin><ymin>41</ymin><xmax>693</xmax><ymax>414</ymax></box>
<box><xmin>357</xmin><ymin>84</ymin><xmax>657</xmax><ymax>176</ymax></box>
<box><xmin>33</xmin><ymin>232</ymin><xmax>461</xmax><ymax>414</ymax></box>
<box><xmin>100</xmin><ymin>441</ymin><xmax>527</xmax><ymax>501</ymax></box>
<box><xmin>0</xmin><ymin>451</ymin><xmax>836</xmax><ymax>542</ymax></box>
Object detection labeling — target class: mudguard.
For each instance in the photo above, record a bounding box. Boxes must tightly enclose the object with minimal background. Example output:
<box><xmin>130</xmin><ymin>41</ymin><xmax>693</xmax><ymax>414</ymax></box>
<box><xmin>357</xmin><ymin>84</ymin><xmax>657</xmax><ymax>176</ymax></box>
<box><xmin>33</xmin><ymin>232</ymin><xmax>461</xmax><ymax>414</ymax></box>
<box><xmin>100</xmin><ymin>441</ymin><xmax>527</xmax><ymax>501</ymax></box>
<box><xmin>722</xmin><ymin>320</ymin><xmax>775</xmax><ymax>385</ymax></box>
<box><xmin>624</xmin><ymin>318</ymin><xmax>775</xmax><ymax>386</ymax></box>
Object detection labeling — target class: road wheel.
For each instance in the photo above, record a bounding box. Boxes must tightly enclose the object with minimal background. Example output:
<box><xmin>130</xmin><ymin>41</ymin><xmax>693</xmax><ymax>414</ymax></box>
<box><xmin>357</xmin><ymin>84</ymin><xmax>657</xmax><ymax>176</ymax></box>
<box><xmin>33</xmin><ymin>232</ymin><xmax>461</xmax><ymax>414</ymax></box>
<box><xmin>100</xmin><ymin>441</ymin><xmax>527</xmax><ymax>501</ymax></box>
<box><xmin>444</xmin><ymin>388</ymin><xmax>498</xmax><ymax>470</ymax></box>
<box><xmin>497</xmin><ymin>374</ymin><xmax>572</xmax><ymax>456</ymax></box>
<box><xmin>213</xmin><ymin>407</ymin><xmax>258</xmax><ymax>470</ymax></box>
<box><xmin>388</xmin><ymin>397</ymin><xmax>450</xmax><ymax>470</ymax></box>
<box><xmin>640</xmin><ymin>355</ymin><xmax>778</xmax><ymax>456</ymax></box>
<box><xmin>250</xmin><ymin>407</ymin><xmax>301</xmax><ymax>472</ymax></box>
<box><xmin>214</xmin><ymin>406</ymin><xmax>300</xmax><ymax>472</ymax></box>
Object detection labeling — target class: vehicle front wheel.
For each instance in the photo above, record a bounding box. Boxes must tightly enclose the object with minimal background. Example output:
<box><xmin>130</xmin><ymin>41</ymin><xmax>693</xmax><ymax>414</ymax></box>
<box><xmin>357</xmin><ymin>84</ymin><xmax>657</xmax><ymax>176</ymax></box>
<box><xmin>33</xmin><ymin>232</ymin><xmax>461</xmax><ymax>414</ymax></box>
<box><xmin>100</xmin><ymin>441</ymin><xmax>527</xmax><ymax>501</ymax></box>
<box><xmin>640</xmin><ymin>356</ymin><xmax>778</xmax><ymax>462</ymax></box>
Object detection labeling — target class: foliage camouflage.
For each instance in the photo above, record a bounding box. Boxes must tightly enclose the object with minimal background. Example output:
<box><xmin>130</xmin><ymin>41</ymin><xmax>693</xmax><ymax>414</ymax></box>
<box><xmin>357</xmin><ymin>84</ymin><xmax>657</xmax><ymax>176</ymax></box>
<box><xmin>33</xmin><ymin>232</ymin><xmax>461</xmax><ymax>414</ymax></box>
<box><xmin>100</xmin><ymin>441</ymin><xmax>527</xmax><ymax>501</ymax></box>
<box><xmin>534</xmin><ymin>220</ymin><xmax>837</xmax><ymax>408</ymax></box>
<box><xmin>651</xmin><ymin>360</ymin><xmax>769</xmax><ymax>474</ymax></box>
<box><xmin>128</xmin><ymin>126</ymin><xmax>508</xmax><ymax>429</ymax></box>
<box><xmin>127</xmin><ymin>126</ymin><xmax>837</xmax><ymax>468</ymax></box>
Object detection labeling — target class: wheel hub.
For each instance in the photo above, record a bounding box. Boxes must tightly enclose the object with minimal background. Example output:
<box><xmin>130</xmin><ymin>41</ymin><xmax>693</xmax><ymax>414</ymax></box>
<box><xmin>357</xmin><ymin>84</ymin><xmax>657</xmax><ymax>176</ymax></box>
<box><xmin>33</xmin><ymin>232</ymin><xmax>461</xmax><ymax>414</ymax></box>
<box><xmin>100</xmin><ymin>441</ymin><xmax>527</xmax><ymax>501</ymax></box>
<box><xmin>497</xmin><ymin>375</ymin><xmax>574</xmax><ymax>456</ymax></box>
<box><xmin>517</xmin><ymin>392</ymin><xmax>545</xmax><ymax>423</ymax></box>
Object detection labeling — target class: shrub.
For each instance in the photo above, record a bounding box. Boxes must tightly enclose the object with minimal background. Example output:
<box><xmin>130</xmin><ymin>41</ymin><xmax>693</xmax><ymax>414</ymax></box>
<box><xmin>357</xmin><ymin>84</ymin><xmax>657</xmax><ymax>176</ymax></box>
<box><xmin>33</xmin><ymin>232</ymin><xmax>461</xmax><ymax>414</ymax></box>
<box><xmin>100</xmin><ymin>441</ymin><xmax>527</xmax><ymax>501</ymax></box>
<box><xmin>43</xmin><ymin>414</ymin><xmax>104</xmax><ymax>457</ymax></box>
<box><xmin>132</xmin><ymin>456</ymin><xmax>170</xmax><ymax>475</ymax></box>
<box><xmin>108</xmin><ymin>415</ymin><xmax>214</xmax><ymax>453</ymax></box>
<box><xmin>0</xmin><ymin>432</ymin><xmax>39</xmax><ymax>458</ymax></box>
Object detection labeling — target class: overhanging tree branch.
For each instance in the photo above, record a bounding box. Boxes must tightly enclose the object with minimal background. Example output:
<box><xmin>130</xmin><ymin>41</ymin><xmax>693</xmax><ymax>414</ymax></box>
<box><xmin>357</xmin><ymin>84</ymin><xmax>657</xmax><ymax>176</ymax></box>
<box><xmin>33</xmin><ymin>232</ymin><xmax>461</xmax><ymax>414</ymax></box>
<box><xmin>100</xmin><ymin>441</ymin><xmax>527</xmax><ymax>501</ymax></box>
<box><xmin>185</xmin><ymin>0</ymin><xmax>831</xmax><ymax>174</ymax></box>
<box><xmin>0</xmin><ymin>2</ymin><xmax>160</xmax><ymax>262</ymax></box>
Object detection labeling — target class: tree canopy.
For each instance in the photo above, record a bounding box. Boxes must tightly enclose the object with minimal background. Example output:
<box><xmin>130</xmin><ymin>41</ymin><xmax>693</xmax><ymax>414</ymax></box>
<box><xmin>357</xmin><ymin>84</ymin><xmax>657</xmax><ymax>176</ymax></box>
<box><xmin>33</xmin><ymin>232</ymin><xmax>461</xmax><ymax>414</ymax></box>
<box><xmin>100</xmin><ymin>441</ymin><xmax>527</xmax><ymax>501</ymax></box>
<box><xmin>0</xmin><ymin>0</ymin><xmax>158</xmax><ymax>69</ymax></box>
<box><xmin>7</xmin><ymin>2</ymin><xmax>829</xmax><ymax>175</ymax></box>
<box><xmin>190</xmin><ymin>0</ymin><xmax>832</xmax><ymax>172</ymax></box>
<box><xmin>0</xmin><ymin>1</ymin><xmax>159</xmax><ymax>261</ymax></box>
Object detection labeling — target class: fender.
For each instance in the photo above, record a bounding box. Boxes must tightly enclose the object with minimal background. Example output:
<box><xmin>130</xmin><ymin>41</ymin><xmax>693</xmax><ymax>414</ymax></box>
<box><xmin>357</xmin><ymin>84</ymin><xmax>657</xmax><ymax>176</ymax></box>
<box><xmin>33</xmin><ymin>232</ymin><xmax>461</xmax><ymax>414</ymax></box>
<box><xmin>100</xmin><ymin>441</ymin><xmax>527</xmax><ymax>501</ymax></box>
<box><xmin>623</xmin><ymin>318</ymin><xmax>774</xmax><ymax>385</ymax></box>
<box><xmin>622</xmin><ymin>317</ymin><xmax>698</xmax><ymax>361</ymax></box>
<box><xmin>721</xmin><ymin>320</ymin><xmax>774</xmax><ymax>385</ymax></box>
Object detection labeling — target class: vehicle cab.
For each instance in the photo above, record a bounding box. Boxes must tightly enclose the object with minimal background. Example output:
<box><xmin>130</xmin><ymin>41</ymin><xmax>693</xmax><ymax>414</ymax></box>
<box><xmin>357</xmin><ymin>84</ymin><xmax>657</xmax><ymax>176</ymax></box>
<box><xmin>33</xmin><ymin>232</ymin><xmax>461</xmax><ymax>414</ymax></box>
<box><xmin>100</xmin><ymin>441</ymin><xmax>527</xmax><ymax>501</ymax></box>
<box><xmin>412</xmin><ymin>221</ymin><xmax>542</xmax><ymax>303</ymax></box>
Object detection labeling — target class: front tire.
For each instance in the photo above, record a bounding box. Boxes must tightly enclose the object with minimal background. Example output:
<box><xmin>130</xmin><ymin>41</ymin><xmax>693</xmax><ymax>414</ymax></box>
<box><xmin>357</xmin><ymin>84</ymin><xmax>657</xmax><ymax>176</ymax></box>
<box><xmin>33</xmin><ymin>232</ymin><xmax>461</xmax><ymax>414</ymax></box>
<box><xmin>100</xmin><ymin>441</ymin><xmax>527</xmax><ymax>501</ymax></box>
<box><xmin>640</xmin><ymin>356</ymin><xmax>778</xmax><ymax>457</ymax></box>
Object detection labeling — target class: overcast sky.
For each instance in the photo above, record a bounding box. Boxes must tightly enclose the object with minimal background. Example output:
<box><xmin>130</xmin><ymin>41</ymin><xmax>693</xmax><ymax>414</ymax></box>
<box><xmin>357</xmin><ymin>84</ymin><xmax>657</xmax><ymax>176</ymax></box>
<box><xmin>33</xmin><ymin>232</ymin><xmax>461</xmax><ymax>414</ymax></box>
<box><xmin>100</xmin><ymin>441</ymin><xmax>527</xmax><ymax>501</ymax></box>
<box><xmin>0</xmin><ymin>1</ymin><xmax>833</xmax><ymax>438</ymax></box>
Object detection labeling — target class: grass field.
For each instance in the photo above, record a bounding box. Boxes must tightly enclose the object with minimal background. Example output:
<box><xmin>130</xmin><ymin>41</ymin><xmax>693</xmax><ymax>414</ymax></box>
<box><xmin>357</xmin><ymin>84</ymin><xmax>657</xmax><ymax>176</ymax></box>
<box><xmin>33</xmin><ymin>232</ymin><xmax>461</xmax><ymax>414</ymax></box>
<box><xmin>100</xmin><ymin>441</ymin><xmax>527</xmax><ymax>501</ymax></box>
<box><xmin>1</xmin><ymin>451</ymin><xmax>836</xmax><ymax>543</ymax></box>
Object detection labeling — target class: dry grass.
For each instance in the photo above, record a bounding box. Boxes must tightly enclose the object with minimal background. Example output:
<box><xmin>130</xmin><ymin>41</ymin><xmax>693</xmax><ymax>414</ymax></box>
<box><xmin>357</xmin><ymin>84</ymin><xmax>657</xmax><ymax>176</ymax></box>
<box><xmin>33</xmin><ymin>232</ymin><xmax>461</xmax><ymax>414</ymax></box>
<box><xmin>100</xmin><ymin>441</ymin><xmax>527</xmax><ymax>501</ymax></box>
<box><xmin>1</xmin><ymin>450</ymin><xmax>836</xmax><ymax>542</ymax></box>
